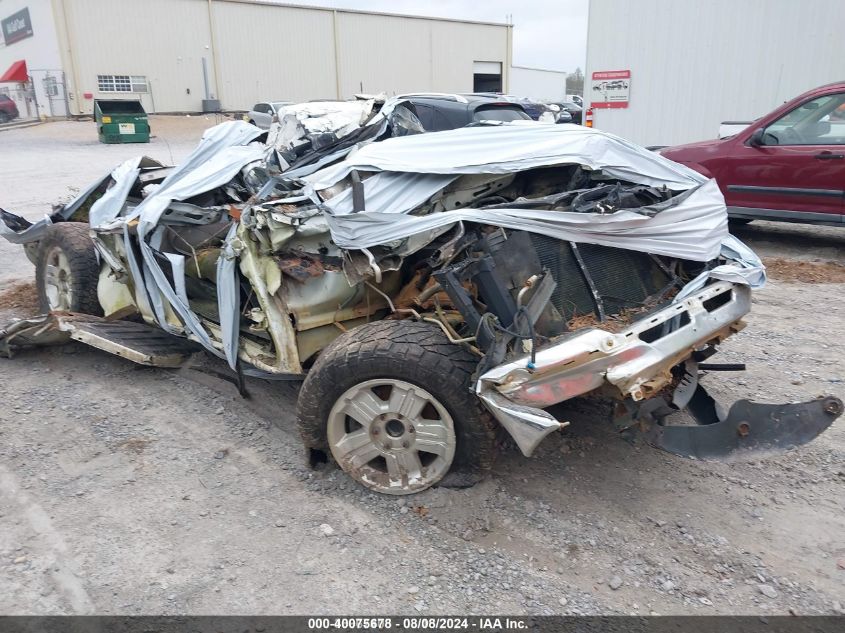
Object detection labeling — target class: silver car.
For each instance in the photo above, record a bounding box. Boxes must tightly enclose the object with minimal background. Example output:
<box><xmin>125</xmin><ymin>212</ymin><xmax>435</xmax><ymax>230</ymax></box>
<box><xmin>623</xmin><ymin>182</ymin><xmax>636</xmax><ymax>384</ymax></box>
<box><xmin>246</xmin><ymin>101</ymin><xmax>292</xmax><ymax>129</ymax></box>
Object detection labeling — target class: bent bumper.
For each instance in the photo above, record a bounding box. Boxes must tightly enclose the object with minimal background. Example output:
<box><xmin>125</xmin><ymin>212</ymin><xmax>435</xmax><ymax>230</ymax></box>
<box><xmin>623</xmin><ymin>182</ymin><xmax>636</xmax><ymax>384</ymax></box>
<box><xmin>482</xmin><ymin>281</ymin><xmax>749</xmax><ymax>407</ymax></box>
<box><xmin>477</xmin><ymin>281</ymin><xmax>751</xmax><ymax>454</ymax></box>
<box><xmin>477</xmin><ymin>277</ymin><xmax>840</xmax><ymax>458</ymax></box>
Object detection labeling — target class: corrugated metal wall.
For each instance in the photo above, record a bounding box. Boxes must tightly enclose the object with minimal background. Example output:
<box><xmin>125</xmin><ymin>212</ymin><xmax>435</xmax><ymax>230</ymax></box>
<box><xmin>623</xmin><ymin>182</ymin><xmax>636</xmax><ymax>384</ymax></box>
<box><xmin>510</xmin><ymin>67</ymin><xmax>567</xmax><ymax>101</ymax></box>
<box><xmin>585</xmin><ymin>0</ymin><xmax>845</xmax><ymax>146</ymax></box>
<box><xmin>55</xmin><ymin>0</ymin><xmax>213</xmax><ymax>114</ymax></box>
<box><xmin>55</xmin><ymin>0</ymin><xmax>510</xmax><ymax>114</ymax></box>
<box><xmin>335</xmin><ymin>12</ymin><xmax>435</xmax><ymax>97</ymax></box>
<box><xmin>426</xmin><ymin>20</ymin><xmax>511</xmax><ymax>95</ymax></box>
<box><xmin>212</xmin><ymin>2</ymin><xmax>337</xmax><ymax>104</ymax></box>
<box><xmin>335</xmin><ymin>13</ymin><xmax>509</xmax><ymax>97</ymax></box>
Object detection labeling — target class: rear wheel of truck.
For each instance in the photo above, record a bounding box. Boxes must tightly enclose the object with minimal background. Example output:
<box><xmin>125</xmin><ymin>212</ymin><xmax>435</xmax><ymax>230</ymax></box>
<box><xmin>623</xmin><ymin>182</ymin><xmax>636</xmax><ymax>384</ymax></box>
<box><xmin>296</xmin><ymin>320</ymin><xmax>498</xmax><ymax>495</ymax></box>
<box><xmin>35</xmin><ymin>223</ymin><xmax>102</xmax><ymax>315</ymax></box>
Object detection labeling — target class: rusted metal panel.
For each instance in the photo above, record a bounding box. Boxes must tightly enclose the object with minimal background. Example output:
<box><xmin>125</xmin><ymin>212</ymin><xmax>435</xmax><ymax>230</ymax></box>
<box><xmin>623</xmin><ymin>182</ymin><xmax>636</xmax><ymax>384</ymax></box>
<box><xmin>276</xmin><ymin>253</ymin><xmax>324</xmax><ymax>283</ymax></box>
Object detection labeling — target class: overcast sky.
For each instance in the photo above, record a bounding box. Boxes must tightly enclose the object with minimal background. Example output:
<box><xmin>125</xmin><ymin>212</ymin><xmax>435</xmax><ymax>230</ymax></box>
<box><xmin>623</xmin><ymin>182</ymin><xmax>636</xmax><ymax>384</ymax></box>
<box><xmin>288</xmin><ymin>0</ymin><xmax>589</xmax><ymax>73</ymax></box>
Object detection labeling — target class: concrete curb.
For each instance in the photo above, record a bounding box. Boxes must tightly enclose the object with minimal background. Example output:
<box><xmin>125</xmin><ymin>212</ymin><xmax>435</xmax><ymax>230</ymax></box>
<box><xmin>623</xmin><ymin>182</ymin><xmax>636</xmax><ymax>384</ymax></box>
<box><xmin>0</xmin><ymin>120</ymin><xmax>43</xmax><ymax>133</ymax></box>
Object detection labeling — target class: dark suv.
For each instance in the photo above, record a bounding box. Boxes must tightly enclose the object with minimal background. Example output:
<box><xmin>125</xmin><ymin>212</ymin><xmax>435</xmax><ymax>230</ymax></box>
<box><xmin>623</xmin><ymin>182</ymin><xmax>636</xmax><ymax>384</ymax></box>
<box><xmin>0</xmin><ymin>95</ymin><xmax>19</xmax><ymax>123</ymax></box>
<box><xmin>400</xmin><ymin>93</ymin><xmax>530</xmax><ymax>132</ymax></box>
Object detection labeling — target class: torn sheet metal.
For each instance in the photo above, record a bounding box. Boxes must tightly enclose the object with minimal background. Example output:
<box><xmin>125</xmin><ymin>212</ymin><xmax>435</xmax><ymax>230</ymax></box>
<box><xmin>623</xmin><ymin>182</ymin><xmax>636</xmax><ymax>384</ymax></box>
<box><xmin>71</xmin><ymin>122</ymin><xmax>266</xmax><ymax>369</ymax></box>
<box><xmin>216</xmin><ymin>223</ymin><xmax>240</xmax><ymax>369</ymax></box>
<box><xmin>128</xmin><ymin>123</ymin><xmax>265</xmax><ymax>365</ymax></box>
<box><xmin>306</xmin><ymin>123</ymin><xmax>708</xmax><ymax>191</ymax></box>
<box><xmin>321</xmin><ymin>171</ymin><xmax>456</xmax><ymax>216</ymax></box>
<box><xmin>267</xmin><ymin>99</ymin><xmax>378</xmax><ymax>153</ymax></box>
<box><xmin>300</xmin><ymin>122</ymin><xmax>761</xmax><ymax>287</ymax></box>
<box><xmin>0</xmin><ymin>117</ymin><xmax>764</xmax><ymax>380</ymax></box>
<box><xmin>675</xmin><ymin>234</ymin><xmax>766</xmax><ymax>299</ymax></box>
<box><xmin>324</xmin><ymin>178</ymin><xmax>730</xmax><ymax>262</ymax></box>
<box><xmin>90</xmin><ymin>157</ymin><xmax>163</xmax><ymax>227</ymax></box>
<box><xmin>275</xmin><ymin>99</ymin><xmax>422</xmax><ymax>182</ymax></box>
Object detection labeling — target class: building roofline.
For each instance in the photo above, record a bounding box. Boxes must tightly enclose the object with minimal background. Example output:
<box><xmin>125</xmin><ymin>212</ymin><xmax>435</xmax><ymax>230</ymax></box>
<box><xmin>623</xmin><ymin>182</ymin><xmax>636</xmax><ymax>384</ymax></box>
<box><xmin>511</xmin><ymin>65</ymin><xmax>568</xmax><ymax>74</ymax></box>
<box><xmin>215</xmin><ymin>0</ymin><xmax>512</xmax><ymax>28</ymax></box>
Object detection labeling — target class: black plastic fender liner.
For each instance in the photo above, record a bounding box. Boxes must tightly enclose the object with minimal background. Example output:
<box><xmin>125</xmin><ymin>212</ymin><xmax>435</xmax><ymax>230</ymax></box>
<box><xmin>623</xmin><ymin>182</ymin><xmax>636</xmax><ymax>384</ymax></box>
<box><xmin>644</xmin><ymin>395</ymin><xmax>843</xmax><ymax>460</ymax></box>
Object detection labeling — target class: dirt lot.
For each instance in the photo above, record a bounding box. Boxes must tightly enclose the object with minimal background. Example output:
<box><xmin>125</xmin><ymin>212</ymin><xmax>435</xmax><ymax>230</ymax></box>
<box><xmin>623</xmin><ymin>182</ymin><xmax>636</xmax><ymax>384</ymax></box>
<box><xmin>0</xmin><ymin>118</ymin><xmax>843</xmax><ymax>616</ymax></box>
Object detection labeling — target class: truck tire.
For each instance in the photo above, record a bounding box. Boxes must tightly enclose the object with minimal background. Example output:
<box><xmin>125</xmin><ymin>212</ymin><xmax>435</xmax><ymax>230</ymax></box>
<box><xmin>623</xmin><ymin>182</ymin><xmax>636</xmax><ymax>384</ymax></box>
<box><xmin>35</xmin><ymin>223</ymin><xmax>102</xmax><ymax>315</ymax></box>
<box><xmin>297</xmin><ymin>320</ymin><xmax>498</xmax><ymax>495</ymax></box>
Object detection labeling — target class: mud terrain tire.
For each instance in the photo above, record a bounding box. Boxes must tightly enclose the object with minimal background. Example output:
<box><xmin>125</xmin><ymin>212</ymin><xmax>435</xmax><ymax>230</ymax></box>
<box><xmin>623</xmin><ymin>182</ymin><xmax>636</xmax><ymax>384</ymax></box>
<box><xmin>35</xmin><ymin>223</ymin><xmax>102</xmax><ymax>315</ymax></box>
<box><xmin>297</xmin><ymin>320</ymin><xmax>498</xmax><ymax>494</ymax></box>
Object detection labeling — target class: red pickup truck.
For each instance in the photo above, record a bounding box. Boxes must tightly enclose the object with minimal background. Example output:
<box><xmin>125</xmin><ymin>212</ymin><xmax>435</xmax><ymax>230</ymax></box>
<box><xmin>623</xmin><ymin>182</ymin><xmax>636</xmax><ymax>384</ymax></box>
<box><xmin>0</xmin><ymin>94</ymin><xmax>19</xmax><ymax>123</ymax></box>
<box><xmin>658</xmin><ymin>82</ymin><xmax>845</xmax><ymax>226</ymax></box>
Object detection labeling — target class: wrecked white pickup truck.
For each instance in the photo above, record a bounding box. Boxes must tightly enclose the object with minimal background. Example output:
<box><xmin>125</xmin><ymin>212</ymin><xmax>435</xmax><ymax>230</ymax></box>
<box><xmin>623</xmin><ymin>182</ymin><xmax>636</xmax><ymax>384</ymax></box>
<box><xmin>1</xmin><ymin>99</ymin><xmax>841</xmax><ymax>495</ymax></box>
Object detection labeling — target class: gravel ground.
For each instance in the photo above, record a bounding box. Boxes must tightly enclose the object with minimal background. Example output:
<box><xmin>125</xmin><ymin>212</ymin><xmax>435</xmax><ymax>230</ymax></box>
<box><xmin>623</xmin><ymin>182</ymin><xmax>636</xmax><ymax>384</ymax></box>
<box><xmin>0</xmin><ymin>119</ymin><xmax>843</xmax><ymax>616</ymax></box>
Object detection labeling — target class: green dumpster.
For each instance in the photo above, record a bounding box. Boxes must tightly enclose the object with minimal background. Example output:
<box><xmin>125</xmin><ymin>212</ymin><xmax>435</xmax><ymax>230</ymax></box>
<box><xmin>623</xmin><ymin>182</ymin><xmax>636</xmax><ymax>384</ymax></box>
<box><xmin>95</xmin><ymin>100</ymin><xmax>150</xmax><ymax>144</ymax></box>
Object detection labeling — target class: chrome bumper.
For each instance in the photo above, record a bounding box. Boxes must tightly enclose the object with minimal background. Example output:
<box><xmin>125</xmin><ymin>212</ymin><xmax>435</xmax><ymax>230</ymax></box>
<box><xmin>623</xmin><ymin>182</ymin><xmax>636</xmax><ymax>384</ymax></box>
<box><xmin>476</xmin><ymin>281</ymin><xmax>751</xmax><ymax>455</ymax></box>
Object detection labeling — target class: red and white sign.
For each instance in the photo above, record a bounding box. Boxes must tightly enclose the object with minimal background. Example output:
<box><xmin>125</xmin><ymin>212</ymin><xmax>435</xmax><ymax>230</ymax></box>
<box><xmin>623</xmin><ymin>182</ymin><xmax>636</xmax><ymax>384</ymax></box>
<box><xmin>590</xmin><ymin>70</ymin><xmax>630</xmax><ymax>109</ymax></box>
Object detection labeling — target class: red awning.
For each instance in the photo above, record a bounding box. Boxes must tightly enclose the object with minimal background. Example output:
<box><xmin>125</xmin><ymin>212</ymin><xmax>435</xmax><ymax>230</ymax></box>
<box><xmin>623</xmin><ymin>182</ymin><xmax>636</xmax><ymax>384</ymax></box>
<box><xmin>0</xmin><ymin>60</ymin><xmax>28</xmax><ymax>83</ymax></box>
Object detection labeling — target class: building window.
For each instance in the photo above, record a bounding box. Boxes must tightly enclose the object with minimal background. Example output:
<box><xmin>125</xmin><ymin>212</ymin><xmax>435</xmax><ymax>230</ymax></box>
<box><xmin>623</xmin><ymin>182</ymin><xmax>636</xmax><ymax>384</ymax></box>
<box><xmin>97</xmin><ymin>74</ymin><xmax>147</xmax><ymax>93</ymax></box>
<box><xmin>130</xmin><ymin>76</ymin><xmax>148</xmax><ymax>93</ymax></box>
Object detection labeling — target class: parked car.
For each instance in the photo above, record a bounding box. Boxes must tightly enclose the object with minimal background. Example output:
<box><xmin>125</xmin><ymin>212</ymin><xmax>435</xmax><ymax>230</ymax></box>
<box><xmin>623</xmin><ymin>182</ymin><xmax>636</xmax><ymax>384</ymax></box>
<box><xmin>464</xmin><ymin>93</ymin><xmax>558</xmax><ymax>123</ymax></box>
<box><xmin>550</xmin><ymin>100</ymin><xmax>583</xmax><ymax>124</ymax></box>
<box><xmin>399</xmin><ymin>93</ymin><xmax>531</xmax><ymax>131</ymax></box>
<box><xmin>553</xmin><ymin>107</ymin><xmax>573</xmax><ymax>124</ymax></box>
<box><xmin>658</xmin><ymin>82</ymin><xmax>845</xmax><ymax>226</ymax></box>
<box><xmin>2</xmin><ymin>100</ymin><xmax>840</xmax><ymax>496</ymax></box>
<box><xmin>566</xmin><ymin>94</ymin><xmax>584</xmax><ymax>107</ymax></box>
<box><xmin>513</xmin><ymin>98</ymin><xmax>555</xmax><ymax>121</ymax></box>
<box><xmin>0</xmin><ymin>94</ymin><xmax>19</xmax><ymax>123</ymax></box>
<box><xmin>246</xmin><ymin>101</ymin><xmax>293</xmax><ymax>129</ymax></box>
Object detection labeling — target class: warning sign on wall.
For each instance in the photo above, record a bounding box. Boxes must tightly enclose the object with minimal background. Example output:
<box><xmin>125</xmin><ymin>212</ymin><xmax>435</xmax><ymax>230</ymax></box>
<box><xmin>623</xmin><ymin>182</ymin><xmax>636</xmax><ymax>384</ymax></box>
<box><xmin>591</xmin><ymin>70</ymin><xmax>630</xmax><ymax>109</ymax></box>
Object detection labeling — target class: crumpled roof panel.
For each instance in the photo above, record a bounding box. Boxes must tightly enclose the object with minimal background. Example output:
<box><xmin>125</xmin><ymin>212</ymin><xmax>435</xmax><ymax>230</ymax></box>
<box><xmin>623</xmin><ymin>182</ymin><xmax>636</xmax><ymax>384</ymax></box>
<box><xmin>305</xmin><ymin>122</ymin><xmax>708</xmax><ymax>191</ymax></box>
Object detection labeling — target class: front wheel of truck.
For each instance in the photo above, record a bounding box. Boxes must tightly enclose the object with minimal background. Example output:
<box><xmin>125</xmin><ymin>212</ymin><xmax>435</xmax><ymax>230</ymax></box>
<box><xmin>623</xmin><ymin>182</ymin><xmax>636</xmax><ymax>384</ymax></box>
<box><xmin>296</xmin><ymin>320</ymin><xmax>498</xmax><ymax>495</ymax></box>
<box><xmin>35</xmin><ymin>223</ymin><xmax>102</xmax><ymax>315</ymax></box>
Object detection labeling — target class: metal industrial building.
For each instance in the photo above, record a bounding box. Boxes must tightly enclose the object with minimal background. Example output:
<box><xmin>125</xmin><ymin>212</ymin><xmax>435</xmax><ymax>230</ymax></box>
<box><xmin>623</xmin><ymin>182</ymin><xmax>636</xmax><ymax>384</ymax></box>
<box><xmin>509</xmin><ymin>66</ymin><xmax>567</xmax><ymax>102</ymax></box>
<box><xmin>0</xmin><ymin>0</ymin><xmax>513</xmax><ymax>117</ymax></box>
<box><xmin>585</xmin><ymin>0</ymin><xmax>845</xmax><ymax>147</ymax></box>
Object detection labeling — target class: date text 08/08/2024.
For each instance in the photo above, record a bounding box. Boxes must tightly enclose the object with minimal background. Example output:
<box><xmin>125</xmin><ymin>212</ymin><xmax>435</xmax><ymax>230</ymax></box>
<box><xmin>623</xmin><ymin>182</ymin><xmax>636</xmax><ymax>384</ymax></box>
<box><xmin>307</xmin><ymin>617</ymin><xmax>529</xmax><ymax>630</ymax></box>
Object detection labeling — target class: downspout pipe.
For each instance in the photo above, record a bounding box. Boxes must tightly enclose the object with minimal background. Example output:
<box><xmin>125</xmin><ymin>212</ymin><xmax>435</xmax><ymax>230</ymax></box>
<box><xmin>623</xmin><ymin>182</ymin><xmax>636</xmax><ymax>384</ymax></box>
<box><xmin>207</xmin><ymin>0</ymin><xmax>223</xmax><ymax>105</ymax></box>
<box><xmin>332</xmin><ymin>10</ymin><xmax>342</xmax><ymax>99</ymax></box>
<box><xmin>57</xmin><ymin>0</ymin><xmax>82</xmax><ymax>115</ymax></box>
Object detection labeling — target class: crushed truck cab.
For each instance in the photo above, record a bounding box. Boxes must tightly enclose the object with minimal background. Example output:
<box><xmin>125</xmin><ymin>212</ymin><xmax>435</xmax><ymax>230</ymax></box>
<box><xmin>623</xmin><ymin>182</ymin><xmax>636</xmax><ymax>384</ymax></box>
<box><xmin>0</xmin><ymin>99</ymin><xmax>840</xmax><ymax>495</ymax></box>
